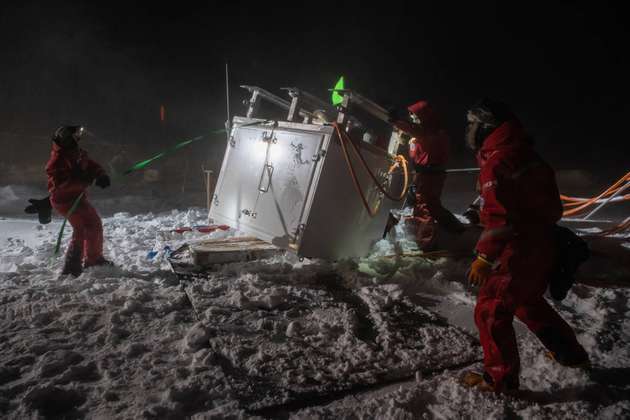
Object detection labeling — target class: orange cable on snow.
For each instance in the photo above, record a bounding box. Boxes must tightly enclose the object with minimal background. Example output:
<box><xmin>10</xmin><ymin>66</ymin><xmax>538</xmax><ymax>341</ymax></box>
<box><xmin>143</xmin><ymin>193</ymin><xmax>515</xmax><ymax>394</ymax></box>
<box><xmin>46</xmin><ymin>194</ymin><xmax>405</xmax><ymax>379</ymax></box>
<box><xmin>560</xmin><ymin>174</ymin><xmax>630</xmax><ymax>202</ymax></box>
<box><xmin>562</xmin><ymin>193</ymin><xmax>630</xmax><ymax>208</ymax></box>
<box><xmin>561</xmin><ymin>171</ymin><xmax>630</xmax><ymax>217</ymax></box>
<box><xmin>599</xmin><ymin>217</ymin><xmax>630</xmax><ymax>236</ymax></box>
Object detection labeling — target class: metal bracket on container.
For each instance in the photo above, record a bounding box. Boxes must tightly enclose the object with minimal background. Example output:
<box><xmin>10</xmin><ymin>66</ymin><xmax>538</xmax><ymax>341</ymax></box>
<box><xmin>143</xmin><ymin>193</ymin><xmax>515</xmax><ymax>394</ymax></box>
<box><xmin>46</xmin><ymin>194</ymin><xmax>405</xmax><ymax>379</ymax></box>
<box><xmin>293</xmin><ymin>223</ymin><xmax>306</xmax><ymax>241</ymax></box>
<box><xmin>377</xmin><ymin>168</ymin><xmax>390</xmax><ymax>182</ymax></box>
<box><xmin>312</xmin><ymin>149</ymin><xmax>326</xmax><ymax>162</ymax></box>
<box><xmin>229</xmin><ymin>135</ymin><xmax>236</xmax><ymax>147</ymax></box>
<box><xmin>366</xmin><ymin>169</ymin><xmax>389</xmax><ymax>199</ymax></box>
<box><xmin>213</xmin><ymin>194</ymin><xmax>219</xmax><ymax>206</ymax></box>
<box><xmin>262</xmin><ymin>131</ymin><xmax>277</xmax><ymax>144</ymax></box>
<box><xmin>245</xmin><ymin>89</ymin><xmax>261</xmax><ymax>118</ymax></box>
<box><xmin>241</xmin><ymin>209</ymin><xmax>257</xmax><ymax>219</ymax></box>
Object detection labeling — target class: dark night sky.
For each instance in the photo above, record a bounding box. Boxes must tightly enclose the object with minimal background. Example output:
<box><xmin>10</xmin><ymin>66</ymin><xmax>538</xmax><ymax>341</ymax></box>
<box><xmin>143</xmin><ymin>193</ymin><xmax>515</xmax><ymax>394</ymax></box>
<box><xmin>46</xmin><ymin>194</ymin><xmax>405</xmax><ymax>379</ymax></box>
<box><xmin>0</xmin><ymin>1</ymin><xmax>628</xmax><ymax>173</ymax></box>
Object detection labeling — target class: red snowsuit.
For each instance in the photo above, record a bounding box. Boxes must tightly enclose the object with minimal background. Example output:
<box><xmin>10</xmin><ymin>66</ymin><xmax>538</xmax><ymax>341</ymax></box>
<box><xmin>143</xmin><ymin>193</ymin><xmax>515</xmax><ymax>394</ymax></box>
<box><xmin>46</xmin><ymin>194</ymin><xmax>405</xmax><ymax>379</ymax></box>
<box><xmin>46</xmin><ymin>142</ymin><xmax>106</xmax><ymax>267</ymax></box>
<box><xmin>392</xmin><ymin>101</ymin><xmax>461</xmax><ymax>250</ymax></box>
<box><xmin>474</xmin><ymin>120</ymin><xmax>587</xmax><ymax>391</ymax></box>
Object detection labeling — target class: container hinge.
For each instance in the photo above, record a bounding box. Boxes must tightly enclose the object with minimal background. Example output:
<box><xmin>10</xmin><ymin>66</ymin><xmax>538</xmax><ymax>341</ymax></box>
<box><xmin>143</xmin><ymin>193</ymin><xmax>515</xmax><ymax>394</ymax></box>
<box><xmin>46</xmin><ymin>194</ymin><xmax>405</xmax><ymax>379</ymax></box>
<box><xmin>312</xmin><ymin>149</ymin><xmax>326</xmax><ymax>162</ymax></box>
<box><xmin>213</xmin><ymin>194</ymin><xmax>219</xmax><ymax>206</ymax></box>
<box><xmin>293</xmin><ymin>223</ymin><xmax>306</xmax><ymax>241</ymax></box>
<box><xmin>229</xmin><ymin>135</ymin><xmax>236</xmax><ymax>147</ymax></box>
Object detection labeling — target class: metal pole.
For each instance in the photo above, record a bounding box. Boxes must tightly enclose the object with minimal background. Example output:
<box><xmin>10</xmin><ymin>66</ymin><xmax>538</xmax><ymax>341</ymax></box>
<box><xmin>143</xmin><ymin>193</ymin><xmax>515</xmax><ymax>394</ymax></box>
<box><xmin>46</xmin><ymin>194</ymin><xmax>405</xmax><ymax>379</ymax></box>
<box><xmin>203</xmin><ymin>169</ymin><xmax>213</xmax><ymax>212</ymax></box>
<box><xmin>445</xmin><ymin>168</ymin><xmax>480</xmax><ymax>173</ymax></box>
<box><xmin>225</xmin><ymin>62</ymin><xmax>231</xmax><ymax>138</ymax></box>
<box><xmin>181</xmin><ymin>151</ymin><xmax>190</xmax><ymax>194</ymax></box>
<box><xmin>584</xmin><ymin>181</ymin><xmax>630</xmax><ymax>220</ymax></box>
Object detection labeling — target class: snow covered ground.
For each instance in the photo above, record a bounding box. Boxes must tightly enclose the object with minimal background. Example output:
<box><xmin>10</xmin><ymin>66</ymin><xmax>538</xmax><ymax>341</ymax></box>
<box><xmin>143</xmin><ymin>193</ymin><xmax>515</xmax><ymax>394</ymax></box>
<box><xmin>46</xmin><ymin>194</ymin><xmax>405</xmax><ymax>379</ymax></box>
<box><xmin>1</xmin><ymin>196</ymin><xmax>630</xmax><ymax>418</ymax></box>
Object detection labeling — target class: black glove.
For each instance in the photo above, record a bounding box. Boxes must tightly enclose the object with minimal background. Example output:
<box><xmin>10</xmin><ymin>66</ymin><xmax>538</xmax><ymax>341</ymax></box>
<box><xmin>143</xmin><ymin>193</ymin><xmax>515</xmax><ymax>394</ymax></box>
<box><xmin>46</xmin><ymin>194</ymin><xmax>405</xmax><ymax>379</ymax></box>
<box><xmin>95</xmin><ymin>174</ymin><xmax>111</xmax><ymax>189</ymax></box>
<box><xmin>24</xmin><ymin>196</ymin><xmax>52</xmax><ymax>224</ymax></box>
<box><xmin>383</xmin><ymin>212</ymin><xmax>400</xmax><ymax>239</ymax></box>
<box><xmin>403</xmin><ymin>184</ymin><xmax>417</xmax><ymax>208</ymax></box>
<box><xmin>462</xmin><ymin>204</ymin><xmax>481</xmax><ymax>225</ymax></box>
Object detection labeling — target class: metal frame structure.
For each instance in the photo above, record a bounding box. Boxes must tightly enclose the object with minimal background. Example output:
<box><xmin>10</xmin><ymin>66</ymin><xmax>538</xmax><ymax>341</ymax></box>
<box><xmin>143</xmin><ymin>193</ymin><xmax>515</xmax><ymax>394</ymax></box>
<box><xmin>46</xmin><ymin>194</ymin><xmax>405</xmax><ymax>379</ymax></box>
<box><xmin>332</xmin><ymin>89</ymin><xmax>390</xmax><ymax>124</ymax></box>
<box><xmin>241</xmin><ymin>85</ymin><xmax>315</xmax><ymax>123</ymax></box>
<box><xmin>241</xmin><ymin>85</ymin><xmax>406</xmax><ymax>155</ymax></box>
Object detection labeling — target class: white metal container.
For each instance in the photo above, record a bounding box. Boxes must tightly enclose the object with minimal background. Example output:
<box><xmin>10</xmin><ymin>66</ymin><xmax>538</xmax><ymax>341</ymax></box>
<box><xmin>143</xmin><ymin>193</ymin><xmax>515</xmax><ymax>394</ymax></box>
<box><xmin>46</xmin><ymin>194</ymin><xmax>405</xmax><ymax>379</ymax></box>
<box><xmin>209</xmin><ymin>116</ymin><xmax>399</xmax><ymax>260</ymax></box>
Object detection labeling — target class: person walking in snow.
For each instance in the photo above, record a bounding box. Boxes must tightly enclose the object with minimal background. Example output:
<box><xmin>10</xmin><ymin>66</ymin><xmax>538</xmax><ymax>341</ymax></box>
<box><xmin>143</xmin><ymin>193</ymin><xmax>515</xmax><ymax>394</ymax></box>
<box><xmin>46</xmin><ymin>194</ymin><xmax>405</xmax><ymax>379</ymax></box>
<box><xmin>463</xmin><ymin>99</ymin><xmax>589</xmax><ymax>393</ymax></box>
<box><xmin>46</xmin><ymin>125</ymin><xmax>112</xmax><ymax>277</ymax></box>
<box><xmin>388</xmin><ymin>100</ymin><xmax>464</xmax><ymax>250</ymax></box>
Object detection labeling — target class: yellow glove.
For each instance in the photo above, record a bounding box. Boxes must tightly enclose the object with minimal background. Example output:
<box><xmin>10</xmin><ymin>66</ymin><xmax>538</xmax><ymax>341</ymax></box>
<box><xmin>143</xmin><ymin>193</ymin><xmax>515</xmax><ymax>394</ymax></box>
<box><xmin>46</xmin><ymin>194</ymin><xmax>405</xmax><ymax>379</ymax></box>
<box><xmin>468</xmin><ymin>255</ymin><xmax>493</xmax><ymax>286</ymax></box>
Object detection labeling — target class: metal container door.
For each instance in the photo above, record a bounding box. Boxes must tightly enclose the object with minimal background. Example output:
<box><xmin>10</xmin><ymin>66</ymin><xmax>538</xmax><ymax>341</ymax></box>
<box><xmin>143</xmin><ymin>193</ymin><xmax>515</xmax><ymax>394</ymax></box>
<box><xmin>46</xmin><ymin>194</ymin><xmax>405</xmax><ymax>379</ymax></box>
<box><xmin>210</xmin><ymin>124</ymin><xmax>270</xmax><ymax>233</ymax></box>
<box><xmin>239</xmin><ymin>127</ymin><xmax>329</xmax><ymax>247</ymax></box>
<box><xmin>210</xmin><ymin>121</ymin><xmax>330</xmax><ymax>249</ymax></box>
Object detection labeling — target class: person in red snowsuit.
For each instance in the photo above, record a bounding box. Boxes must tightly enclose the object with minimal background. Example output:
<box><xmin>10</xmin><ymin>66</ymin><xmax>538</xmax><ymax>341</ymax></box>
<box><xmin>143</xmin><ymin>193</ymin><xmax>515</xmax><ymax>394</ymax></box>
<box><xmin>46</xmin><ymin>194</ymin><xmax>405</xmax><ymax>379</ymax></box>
<box><xmin>46</xmin><ymin>126</ymin><xmax>111</xmax><ymax>276</ymax></box>
<box><xmin>464</xmin><ymin>99</ymin><xmax>588</xmax><ymax>392</ymax></box>
<box><xmin>389</xmin><ymin>100</ymin><xmax>463</xmax><ymax>250</ymax></box>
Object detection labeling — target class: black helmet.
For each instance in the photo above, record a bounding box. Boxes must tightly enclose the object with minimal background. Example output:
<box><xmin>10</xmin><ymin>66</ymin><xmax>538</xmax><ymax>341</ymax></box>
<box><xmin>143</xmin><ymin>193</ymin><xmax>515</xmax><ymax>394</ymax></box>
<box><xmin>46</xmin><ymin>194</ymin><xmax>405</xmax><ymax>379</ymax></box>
<box><xmin>465</xmin><ymin>99</ymin><xmax>514</xmax><ymax>150</ymax></box>
<box><xmin>52</xmin><ymin>125</ymin><xmax>85</xmax><ymax>148</ymax></box>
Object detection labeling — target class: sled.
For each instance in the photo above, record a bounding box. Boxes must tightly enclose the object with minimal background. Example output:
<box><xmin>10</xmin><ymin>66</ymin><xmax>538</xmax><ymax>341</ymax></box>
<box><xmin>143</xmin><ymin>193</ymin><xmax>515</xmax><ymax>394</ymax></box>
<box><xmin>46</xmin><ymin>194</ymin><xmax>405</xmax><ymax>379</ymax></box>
<box><xmin>167</xmin><ymin>236</ymin><xmax>284</xmax><ymax>275</ymax></box>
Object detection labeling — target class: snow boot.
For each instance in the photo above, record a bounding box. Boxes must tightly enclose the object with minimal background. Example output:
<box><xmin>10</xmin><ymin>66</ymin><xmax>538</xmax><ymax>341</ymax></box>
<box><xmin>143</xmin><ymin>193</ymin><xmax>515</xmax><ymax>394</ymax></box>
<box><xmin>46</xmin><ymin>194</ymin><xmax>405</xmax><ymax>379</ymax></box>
<box><xmin>460</xmin><ymin>371</ymin><xmax>519</xmax><ymax>394</ymax></box>
<box><xmin>84</xmin><ymin>257</ymin><xmax>114</xmax><ymax>269</ymax></box>
<box><xmin>537</xmin><ymin>326</ymin><xmax>590</xmax><ymax>368</ymax></box>
<box><xmin>460</xmin><ymin>371</ymin><xmax>496</xmax><ymax>392</ymax></box>
<box><xmin>545</xmin><ymin>351</ymin><xmax>591</xmax><ymax>369</ymax></box>
<box><xmin>61</xmin><ymin>246</ymin><xmax>83</xmax><ymax>277</ymax></box>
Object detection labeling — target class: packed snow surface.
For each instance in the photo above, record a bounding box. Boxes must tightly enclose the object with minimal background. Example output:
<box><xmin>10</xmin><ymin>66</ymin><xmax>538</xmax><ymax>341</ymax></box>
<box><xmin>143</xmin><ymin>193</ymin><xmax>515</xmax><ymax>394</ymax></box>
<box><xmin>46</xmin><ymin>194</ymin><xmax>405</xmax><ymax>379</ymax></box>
<box><xmin>1</xmin><ymin>206</ymin><xmax>629</xmax><ymax>419</ymax></box>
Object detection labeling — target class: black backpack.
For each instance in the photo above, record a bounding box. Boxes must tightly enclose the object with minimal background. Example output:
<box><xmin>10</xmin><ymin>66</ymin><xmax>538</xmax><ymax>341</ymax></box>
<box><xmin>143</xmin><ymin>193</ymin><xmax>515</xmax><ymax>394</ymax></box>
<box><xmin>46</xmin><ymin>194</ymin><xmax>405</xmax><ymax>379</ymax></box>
<box><xmin>549</xmin><ymin>225</ymin><xmax>590</xmax><ymax>301</ymax></box>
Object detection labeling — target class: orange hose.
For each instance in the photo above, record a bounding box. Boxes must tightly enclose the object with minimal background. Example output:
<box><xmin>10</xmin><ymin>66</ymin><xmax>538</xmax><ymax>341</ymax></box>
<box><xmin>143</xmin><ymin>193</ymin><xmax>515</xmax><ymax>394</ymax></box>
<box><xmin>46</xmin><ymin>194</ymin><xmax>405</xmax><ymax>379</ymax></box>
<box><xmin>336</xmin><ymin>123</ymin><xmax>409</xmax><ymax>201</ymax></box>
<box><xmin>333</xmin><ymin>123</ymin><xmax>410</xmax><ymax>217</ymax></box>
<box><xmin>389</xmin><ymin>155</ymin><xmax>410</xmax><ymax>199</ymax></box>
<box><xmin>334</xmin><ymin>123</ymin><xmax>380</xmax><ymax>217</ymax></box>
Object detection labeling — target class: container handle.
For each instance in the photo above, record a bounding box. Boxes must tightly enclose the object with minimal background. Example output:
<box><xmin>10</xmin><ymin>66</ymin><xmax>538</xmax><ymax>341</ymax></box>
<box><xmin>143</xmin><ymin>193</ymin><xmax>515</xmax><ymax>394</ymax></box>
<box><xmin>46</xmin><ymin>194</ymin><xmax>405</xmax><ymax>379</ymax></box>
<box><xmin>258</xmin><ymin>163</ymin><xmax>274</xmax><ymax>193</ymax></box>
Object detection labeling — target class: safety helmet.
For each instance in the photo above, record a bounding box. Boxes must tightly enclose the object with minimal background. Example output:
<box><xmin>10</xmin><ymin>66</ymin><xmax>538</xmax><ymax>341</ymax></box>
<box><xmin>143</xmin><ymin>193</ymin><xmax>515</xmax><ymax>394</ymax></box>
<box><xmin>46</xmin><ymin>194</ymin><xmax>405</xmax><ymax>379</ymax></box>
<box><xmin>465</xmin><ymin>99</ymin><xmax>514</xmax><ymax>150</ymax></box>
<box><xmin>52</xmin><ymin>125</ymin><xmax>85</xmax><ymax>148</ymax></box>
